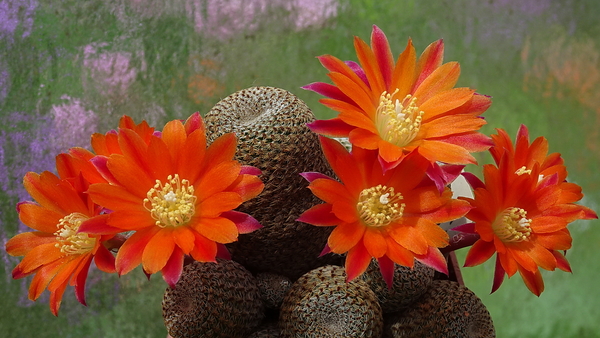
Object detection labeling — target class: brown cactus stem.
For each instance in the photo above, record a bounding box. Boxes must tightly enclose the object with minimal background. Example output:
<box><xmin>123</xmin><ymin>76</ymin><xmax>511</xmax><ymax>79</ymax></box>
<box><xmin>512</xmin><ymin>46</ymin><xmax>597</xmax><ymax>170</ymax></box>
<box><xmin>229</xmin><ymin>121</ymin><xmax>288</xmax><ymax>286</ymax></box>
<box><xmin>103</xmin><ymin>233</ymin><xmax>127</xmax><ymax>252</ymax></box>
<box><xmin>441</xmin><ymin>230</ymin><xmax>480</xmax><ymax>254</ymax></box>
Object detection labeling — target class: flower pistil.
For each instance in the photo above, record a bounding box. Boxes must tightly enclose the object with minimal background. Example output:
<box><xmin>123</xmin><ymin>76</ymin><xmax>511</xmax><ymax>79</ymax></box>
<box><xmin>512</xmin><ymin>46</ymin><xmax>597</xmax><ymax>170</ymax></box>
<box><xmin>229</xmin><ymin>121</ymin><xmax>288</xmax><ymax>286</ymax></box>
<box><xmin>144</xmin><ymin>174</ymin><xmax>197</xmax><ymax>228</ymax></box>
<box><xmin>375</xmin><ymin>91</ymin><xmax>424</xmax><ymax>147</ymax></box>
<box><xmin>492</xmin><ymin>207</ymin><xmax>532</xmax><ymax>243</ymax></box>
<box><xmin>54</xmin><ymin>213</ymin><xmax>96</xmax><ymax>255</ymax></box>
<box><xmin>357</xmin><ymin>184</ymin><xmax>405</xmax><ymax>227</ymax></box>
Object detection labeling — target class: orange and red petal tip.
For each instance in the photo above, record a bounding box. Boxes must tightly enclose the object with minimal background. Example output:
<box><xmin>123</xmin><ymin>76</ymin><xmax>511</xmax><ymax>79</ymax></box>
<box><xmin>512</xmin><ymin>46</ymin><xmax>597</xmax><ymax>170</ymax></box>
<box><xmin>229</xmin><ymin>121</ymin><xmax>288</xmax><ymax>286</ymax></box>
<box><xmin>307</xmin><ymin>119</ymin><xmax>354</xmax><ymax>138</ymax></box>
<box><xmin>416</xmin><ymin>247</ymin><xmax>448</xmax><ymax>275</ymax></box>
<box><xmin>221</xmin><ymin>210</ymin><xmax>262</xmax><ymax>234</ymax></box>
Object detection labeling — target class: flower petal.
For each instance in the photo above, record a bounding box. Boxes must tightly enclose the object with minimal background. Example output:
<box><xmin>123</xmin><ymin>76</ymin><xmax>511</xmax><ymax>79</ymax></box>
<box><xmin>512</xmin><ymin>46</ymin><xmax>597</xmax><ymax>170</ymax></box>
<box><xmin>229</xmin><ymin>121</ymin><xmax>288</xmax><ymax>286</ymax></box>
<box><xmin>161</xmin><ymin>246</ymin><xmax>184</xmax><ymax>288</ymax></box>
<box><xmin>221</xmin><ymin>210</ymin><xmax>262</xmax><ymax>234</ymax></box>
<box><xmin>464</xmin><ymin>240</ymin><xmax>496</xmax><ymax>267</ymax></box>
<box><xmin>142</xmin><ymin>228</ymin><xmax>176</xmax><ymax>274</ymax></box>
<box><xmin>297</xmin><ymin>203</ymin><xmax>340</xmax><ymax>226</ymax></box>
<box><xmin>5</xmin><ymin>232</ymin><xmax>56</xmax><ymax>256</ymax></box>
<box><xmin>328</xmin><ymin>222</ymin><xmax>366</xmax><ymax>254</ymax></box>
<box><xmin>363</xmin><ymin>228</ymin><xmax>387</xmax><ymax>258</ymax></box>
<box><xmin>192</xmin><ymin>216</ymin><xmax>238</xmax><ymax>243</ymax></box>
<box><xmin>345</xmin><ymin>240</ymin><xmax>372</xmax><ymax>282</ymax></box>
<box><xmin>115</xmin><ymin>226</ymin><xmax>161</xmax><ymax>275</ymax></box>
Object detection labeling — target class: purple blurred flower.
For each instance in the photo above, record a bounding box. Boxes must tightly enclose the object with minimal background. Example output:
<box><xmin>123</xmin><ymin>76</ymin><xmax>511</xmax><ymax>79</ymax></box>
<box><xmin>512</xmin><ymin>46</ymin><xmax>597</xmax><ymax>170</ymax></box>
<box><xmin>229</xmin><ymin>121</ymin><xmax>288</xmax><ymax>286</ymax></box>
<box><xmin>83</xmin><ymin>43</ymin><xmax>138</xmax><ymax>98</ymax></box>
<box><xmin>188</xmin><ymin>0</ymin><xmax>338</xmax><ymax>39</ymax></box>
<box><xmin>0</xmin><ymin>68</ymin><xmax>8</xmax><ymax>104</ymax></box>
<box><xmin>51</xmin><ymin>95</ymin><xmax>99</xmax><ymax>153</ymax></box>
<box><xmin>0</xmin><ymin>0</ymin><xmax>37</xmax><ymax>41</ymax></box>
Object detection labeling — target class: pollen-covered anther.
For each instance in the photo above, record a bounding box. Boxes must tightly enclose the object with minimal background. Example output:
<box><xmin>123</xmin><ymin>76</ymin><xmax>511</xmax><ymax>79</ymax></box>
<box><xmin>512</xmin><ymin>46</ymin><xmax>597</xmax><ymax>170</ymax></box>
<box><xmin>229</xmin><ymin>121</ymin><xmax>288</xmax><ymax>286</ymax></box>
<box><xmin>375</xmin><ymin>91</ymin><xmax>424</xmax><ymax>147</ymax></box>
<box><xmin>144</xmin><ymin>174</ymin><xmax>197</xmax><ymax>228</ymax></box>
<box><xmin>357</xmin><ymin>184</ymin><xmax>405</xmax><ymax>227</ymax></box>
<box><xmin>492</xmin><ymin>207</ymin><xmax>532</xmax><ymax>243</ymax></box>
<box><xmin>515</xmin><ymin>166</ymin><xmax>532</xmax><ymax>175</ymax></box>
<box><xmin>54</xmin><ymin>212</ymin><xmax>96</xmax><ymax>255</ymax></box>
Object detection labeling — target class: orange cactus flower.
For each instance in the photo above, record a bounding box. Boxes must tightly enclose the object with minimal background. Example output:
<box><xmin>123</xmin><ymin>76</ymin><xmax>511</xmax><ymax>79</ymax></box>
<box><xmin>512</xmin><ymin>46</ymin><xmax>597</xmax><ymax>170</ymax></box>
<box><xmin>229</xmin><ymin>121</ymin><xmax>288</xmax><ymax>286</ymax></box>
<box><xmin>304</xmin><ymin>25</ymin><xmax>492</xmax><ymax>169</ymax></box>
<box><xmin>84</xmin><ymin>113</ymin><xmax>264</xmax><ymax>287</ymax></box>
<box><xmin>5</xmin><ymin>171</ymin><xmax>116</xmax><ymax>316</ymax></box>
<box><xmin>298</xmin><ymin>136</ymin><xmax>471</xmax><ymax>286</ymax></box>
<box><xmin>456</xmin><ymin>126</ymin><xmax>597</xmax><ymax>296</ymax></box>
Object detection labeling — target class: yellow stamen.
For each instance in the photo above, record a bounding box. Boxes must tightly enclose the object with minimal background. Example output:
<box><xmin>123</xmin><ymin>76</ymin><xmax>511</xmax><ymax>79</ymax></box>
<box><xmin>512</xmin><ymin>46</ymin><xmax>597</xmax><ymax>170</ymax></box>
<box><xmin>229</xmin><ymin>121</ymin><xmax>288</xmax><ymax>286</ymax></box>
<box><xmin>356</xmin><ymin>184</ymin><xmax>405</xmax><ymax>227</ymax></box>
<box><xmin>54</xmin><ymin>213</ymin><xmax>96</xmax><ymax>255</ymax></box>
<box><xmin>492</xmin><ymin>207</ymin><xmax>532</xmax><ymax>243</ymax></box>
<box><xmin>375</xmin><ymin>91</ymin><xmax>424</xmax><ymax>147</ymax></box>
<box><xmin>515</xmin><ymin>166</ymin><xmax>532</xmax><ymax>175</ymax></box>
<box><xmin>144</xmin><ymin>174</ymin><xmax>197</xmax><ymax>228</ymax></box>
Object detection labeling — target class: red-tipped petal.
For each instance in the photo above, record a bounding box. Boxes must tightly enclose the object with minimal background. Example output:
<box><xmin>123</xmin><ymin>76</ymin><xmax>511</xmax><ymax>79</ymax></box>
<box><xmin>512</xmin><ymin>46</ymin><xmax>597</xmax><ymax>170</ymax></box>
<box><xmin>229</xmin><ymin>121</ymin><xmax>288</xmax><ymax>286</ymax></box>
<box><xmin>300</xmin><ymin>171</ymin><xmax>334</xmax><ymax>183</ymax></box>
<box><xmin>462</xmin><ymin>172</ymin><xmax>485</xmax><ymax>190</ymax></box>
<box><xmin>464</xmin><ymin>240</ymin><xmax>496</xmax><ymax>267</ymax></box>
<box><xmin>297</xmin><ymin>203</ymin><xmax>339</xmax><ymax>226</ymax></box>
<box><xmin>74</xmin><ymin>257</ymin><xmax>93</xmax><ymax>306</ymax></box>
<box><xmin>518</xmin><ymin>266</ymin><xmax>544</xmax><ymax>296</ymax></box>
<box><xmin>115</xmin><ymin>227</ymin><xmax>161</xmax><ymax>276</ymax></box>
<box><xmin>162</xmin><ymin>247</ymin><xmax>184</xmax><ymax>288</ymax></box>
<box><xmin>221</xmin><ymin>210</ymin><xmax>262</xmax><ymax>234</ymax></box>
<box><xmin>78</xmin><ymin>214</ymin><xmax>120</xmax><ymax>235</ymax></box>
<box><xmin>94</xmin><ymin>245</ymin><xmax>116</xmax><ymax>273</ymax></box>
<box><xmin>189</xmin><ymin>232</ymin><xmax>217</xmax><ymax>263</ymax></box>
<box><xmin>416</xmin><ymin>247</ymin><xmax>448</xmax><ymax>275</ymax></box>
<box><xmin>184</xmin><ymin>112</ymin><xmax>205</xmax><ymax>135</ymax></box>
<box><xmin>552</xmin><ymin>250</ymin><xmax>572</xmax><ymax>272</ymax></box>
<box><xmin>377</xmin><ymin>255</ymin><xmax>395</xmax><ymax>289</ymax></box>
<box><xmin>319</xmin><ymin>244</ymin><xmax>332</xmax><ymax>257</ymax></box>
<box><xmin>302</xmin><ymin>82</ymin><xmax>351</xmax><ymax>102</ymax></box>
<box><xmin>491</xmin><ymin>255</ymin><xmax>505</xmax><ymax>293</ymax></box>
<box><xmin>371</xmin><ymin>25</ymin><xmax>394</xmax><ymax>89</ymax></box>
<box><xmin>345</xmin><ymin>240</ymin><xmax>372</xmax><ymax>282</ymax></box>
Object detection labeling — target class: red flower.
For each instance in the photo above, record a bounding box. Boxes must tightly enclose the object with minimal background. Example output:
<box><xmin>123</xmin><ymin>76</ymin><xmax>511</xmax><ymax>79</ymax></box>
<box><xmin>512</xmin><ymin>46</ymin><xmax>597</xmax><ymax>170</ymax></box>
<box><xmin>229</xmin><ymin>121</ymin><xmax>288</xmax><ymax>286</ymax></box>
<box><xmin>5</xmin><ymin>170</ymin><xmax>116</xmax><ymax>316</ymax></box>
<box><xmin>457</xmin><ymin>126</ymin><xmax>597</xmax><ymax>295</ymax></box>
<box><xmin>298</xmin><ymin>137</ymin><xmax>471</xmax><ymax>286</ymax></box>
<box><xmin>85</xmin><ymin>113</ymin><xmax>264</xmax><ymax>287</ymax></box>
<box><xmin>304</xmin><ymin>25</ymin><xmax>492</xmax><ymax>169</ymax></box>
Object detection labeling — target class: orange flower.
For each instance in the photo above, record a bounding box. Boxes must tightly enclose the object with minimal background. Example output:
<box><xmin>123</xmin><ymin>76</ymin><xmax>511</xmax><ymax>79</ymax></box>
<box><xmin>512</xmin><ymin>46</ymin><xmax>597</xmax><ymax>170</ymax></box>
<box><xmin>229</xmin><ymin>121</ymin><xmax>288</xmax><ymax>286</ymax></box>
<box><xmin>457</xmin><ymin>126</ymin><xmax>597</xmax><ymax>296</ymax></box>
<box><xmin>85</xmin><ymin>113</ymin><xmax>264</xmax><ymax>287</ymax></box>
<box><xmin>304</xmin><ymin>25</ymin><xmax>492</xmax><ymax>169</ymax></box>
<box><xmin>5</xmin><ymin>171</ymin><xmax>116</xmax><ymax>316</ymax></box>
<box><xmin>298</xmin><ymin>137</ymin><xmax>471</xmax><ymax>286</ymax></box>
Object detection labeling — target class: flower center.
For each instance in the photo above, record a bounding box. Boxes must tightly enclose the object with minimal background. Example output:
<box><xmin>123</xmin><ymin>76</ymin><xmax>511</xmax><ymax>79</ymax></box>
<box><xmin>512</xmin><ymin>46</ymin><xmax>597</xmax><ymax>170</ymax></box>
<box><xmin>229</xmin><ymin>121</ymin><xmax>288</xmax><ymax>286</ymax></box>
<box><xmin>356</xmin><ymin>184</ymin><xmax>405</xmax><ymax>227</ymax></box>
<box><xmin>375</xmin><ymin>91</ymin><xmax>424</xmax><ymax>147</ymax></box>
<box><xmin>144</xmin><ymin>174</ymin><xmax>197</xmax><ymax>228</ymax></box>
<box><xmin>54</xmin><ymin>213</ymin><xmax>96</xmax><ymax>255</ymax></box>
<box><xmin>492</xmin><ymin>207</ymin><xmax>532</xmax><ymax>243</ymax></box>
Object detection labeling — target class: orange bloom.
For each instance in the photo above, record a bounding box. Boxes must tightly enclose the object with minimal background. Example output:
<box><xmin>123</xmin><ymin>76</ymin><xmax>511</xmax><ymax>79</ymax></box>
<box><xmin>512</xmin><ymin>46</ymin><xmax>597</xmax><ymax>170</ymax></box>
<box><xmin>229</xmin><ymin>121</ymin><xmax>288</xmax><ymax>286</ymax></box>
<box><xmin>457</xmin><ymin>126</ymin><xmax>597</xmax><ymax>296</ymax></box>
<box><xmin>5</xmin><ymin>171</ymin><xmax>116</xmax><ymax>316</ymax></box>
<box><xmin>298</xmin><ymin>137</ymin><xmax>471</xmax><ymax>286</ymax></box>
<box><xmin>85</xmin><ymin>113</ymin><xmax>264</xmax><ymax>287</ymax></box>
<box><xmin>304</xmin><ymin>25</ymin><xmax>492</xmax><ymax>169</ymax></box>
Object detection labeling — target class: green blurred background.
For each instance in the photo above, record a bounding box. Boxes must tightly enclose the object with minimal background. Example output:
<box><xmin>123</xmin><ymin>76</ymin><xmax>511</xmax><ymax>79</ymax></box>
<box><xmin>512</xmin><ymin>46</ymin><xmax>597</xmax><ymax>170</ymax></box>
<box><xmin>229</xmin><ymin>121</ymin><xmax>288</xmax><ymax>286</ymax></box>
<box><xmin>1</xmin><ymin>0</ymin><xmax>599</xmax><ymax>337</ymax></box>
